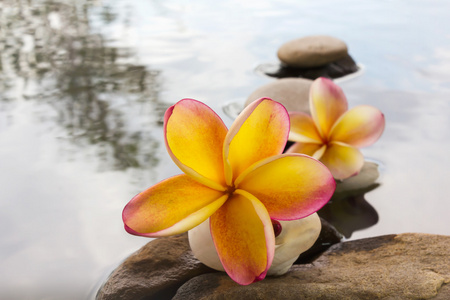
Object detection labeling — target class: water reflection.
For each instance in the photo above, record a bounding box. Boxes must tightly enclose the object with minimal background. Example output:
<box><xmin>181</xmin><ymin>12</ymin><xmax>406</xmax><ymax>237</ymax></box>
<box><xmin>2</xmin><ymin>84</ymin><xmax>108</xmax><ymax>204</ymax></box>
<box><xmin>318</xmin><ymin>192</ymin><xmax>379</xmax><ymax>239</ymax></box>
<box><xmin>0</xmin><ymin>0</ymin><xmax>167</xmax><ymax>171</ymax></box>
<box><xmin>318</xmin><ymin>162</ymin><xmax>381</xmax><ymax>239</ymax></box>
<box><xmin>256</xmin><ymin>54</ymin><xmax>359</xmax><ymax>80</ymax></box>
<box><xmin>1</xmin><ymin>0</ymin><xmax>450</xmax><ymax>298</ymax></box>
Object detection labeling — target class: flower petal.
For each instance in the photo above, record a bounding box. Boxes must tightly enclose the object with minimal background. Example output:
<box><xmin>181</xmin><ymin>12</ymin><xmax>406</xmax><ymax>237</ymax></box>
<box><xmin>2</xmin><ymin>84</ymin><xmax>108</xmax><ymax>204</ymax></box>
<box><xmin>286</xmin><ymin>141</ymin><xmax>324</xmax><ymax>157</ymax></box>
<box><xmin>224</xmin><ymin>98</ymin><xmax>289</xmax><ymax>185</ymax></box>
<box><xmin>236</xmin><ymin>154</ymin><xmax>335</xmax><ymax>220</ymax></box>
<box><xmin>210</xmin><ymin>190</ymin><xmax>275</xmax><ymax>285</ymax></box>
<box><xmin>320</xmin><ymin>142</ymin><xmax>364</xmax><ymax>180</ymax></box>
<box><xmin>123</xmin><ymin>174</ymin><xmax>227</xmax><ymax>237</ymax></box>
<box><xmin>310</xmin><ymin>77</ymin><xmax>348</xmax><ymax>138</ymax></box>
<box><xmin>189</xmin><ymin>213</ymin><xmax>322</xmax><ymax>277</ymax></box>
<box><xmin>329</xmin><ymin>105</ymin><xmax>385</xmax><ymax>148</ymax></box>
<box><xmin>288</xmin><ymin>111</ymin><xmax>323</xmax><ymax>143</ymax></box>
<box><xmin>165</xmin><ymin>99</ymin><xmax>228</xmax><ymax>190</ymax></box>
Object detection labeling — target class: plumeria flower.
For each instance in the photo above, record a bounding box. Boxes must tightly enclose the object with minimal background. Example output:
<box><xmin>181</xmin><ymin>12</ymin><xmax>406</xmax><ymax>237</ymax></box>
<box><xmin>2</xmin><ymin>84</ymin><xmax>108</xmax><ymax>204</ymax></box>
<box><xmin>287</xmin><ymin>77</ymin><xmax>385</xmax><ymax>180</ymax></box>
<box><xmin>123</xmin><ymin>98</ymin><xmax>335</xmax><ymax>285</ymax></box>
<box><xmin>188</xmin><ymin>213</ymin><xmax>322</xmax><ymax>277</ymax></box>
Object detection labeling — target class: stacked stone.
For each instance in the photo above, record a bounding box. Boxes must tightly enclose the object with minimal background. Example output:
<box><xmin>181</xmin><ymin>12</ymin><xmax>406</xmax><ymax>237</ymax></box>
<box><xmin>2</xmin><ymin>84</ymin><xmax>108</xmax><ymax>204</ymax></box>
<box><xmin>246</xmin><ymin>35</ymin><xmax>360</xmax><ymax>114</ymax></box>
<box><xmin>261</xmin><ymin>35</ymin><xmax>358</xmax><ymax>80</ymax></box>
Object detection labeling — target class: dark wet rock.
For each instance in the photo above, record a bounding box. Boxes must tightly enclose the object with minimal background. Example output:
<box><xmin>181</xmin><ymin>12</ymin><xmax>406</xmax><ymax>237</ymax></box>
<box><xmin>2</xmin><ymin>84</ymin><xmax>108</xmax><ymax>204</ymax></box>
<box><xmin>95</xmin><ymin>234</ymin><xmax>216</xmax><ymax>300</ymax></box>
<box><xmin>245</xmin><ymin>78</ymin><xmax>312</xmax><ymax>113</ymax></box>
<box><xmin>277</xmin><ymin>35</ymin><xmax>348</xmax><ymax>68</ymax></box>
<box><xmin>174</xmin><ymin>233</ymin><xmax>450</xmax><ymax>300</ymax></box>
<box><xmin>259</xmin><ymin>54</ymin><xmax>359</xmax><ymax>80</ymax></box>
<box><xmin>295</xmin><ymin>217</ymin><xmax>343</xmax><ymax>264</ymax></box>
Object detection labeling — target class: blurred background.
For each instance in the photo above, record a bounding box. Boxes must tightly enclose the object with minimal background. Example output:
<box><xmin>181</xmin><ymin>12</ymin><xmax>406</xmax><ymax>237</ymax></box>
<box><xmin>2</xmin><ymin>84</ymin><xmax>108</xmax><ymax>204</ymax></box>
<box><xmin>1</xmin><ymin>0</ymin><xmax>449</xmax><ymax>299</ymax></box>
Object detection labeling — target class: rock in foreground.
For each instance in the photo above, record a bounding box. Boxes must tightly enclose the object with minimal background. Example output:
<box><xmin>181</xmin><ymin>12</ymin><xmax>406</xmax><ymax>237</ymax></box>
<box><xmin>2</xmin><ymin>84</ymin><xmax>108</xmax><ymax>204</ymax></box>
<box><xmin>97</xmin><ymin>232</ymin><xmax>449</xmax><ymax>299</ymax></box>
<box><xmin>96</xmin><ymin>234</ymin><xmax>216</xmax><ymax>300</ymax></box>
<box><xmin>96</xmin><ymin>219</ymin><xmax>341</xmax><ymax>300</ymax></box>
<box><xmin>174</xmin><ymin>233</ymin><xmax>449</xmax><ymax>299</ymax></box>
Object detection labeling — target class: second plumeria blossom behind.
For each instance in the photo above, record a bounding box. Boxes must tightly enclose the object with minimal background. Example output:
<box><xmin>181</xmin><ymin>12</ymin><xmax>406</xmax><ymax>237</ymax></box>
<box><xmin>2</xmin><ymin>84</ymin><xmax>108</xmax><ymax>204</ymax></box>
<box><xmin>287</xmin><ymin>77</ymin><xmax>385</xmax><ymax>180</ymax></box>
<box><xmin>123</xmin><ymin>98</ymin><xmax>335</xmax><ymax>285</ymax></box>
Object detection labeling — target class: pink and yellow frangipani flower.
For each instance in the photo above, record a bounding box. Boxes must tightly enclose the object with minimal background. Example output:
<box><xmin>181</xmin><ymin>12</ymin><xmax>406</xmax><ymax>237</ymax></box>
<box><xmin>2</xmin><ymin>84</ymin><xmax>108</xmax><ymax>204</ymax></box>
<box><xmin>123</xmin><ymin>98</ymin><xmax>335</xmax><ymax>285</ymax></box>
<box><xmin>287</xmin><ymin>77</ymin><xmax>385</xmax><ymax>180</ymax></box>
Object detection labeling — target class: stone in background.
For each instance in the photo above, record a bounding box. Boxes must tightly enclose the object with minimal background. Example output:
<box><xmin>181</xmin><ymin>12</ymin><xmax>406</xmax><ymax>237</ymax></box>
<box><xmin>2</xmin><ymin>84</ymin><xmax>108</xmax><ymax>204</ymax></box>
<box><xmin>257</xmin><ymin>35</ymin><xmax>359</xmax><ymax>80</ymax></box>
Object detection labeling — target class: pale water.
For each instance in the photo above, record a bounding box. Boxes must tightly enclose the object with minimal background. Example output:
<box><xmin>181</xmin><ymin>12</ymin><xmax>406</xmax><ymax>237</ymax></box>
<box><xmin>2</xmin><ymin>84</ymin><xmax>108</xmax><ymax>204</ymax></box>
<box><xmin>1</xmin><ymin>0</ymin><xmax>450</xmax><ymax>299</ymax></box>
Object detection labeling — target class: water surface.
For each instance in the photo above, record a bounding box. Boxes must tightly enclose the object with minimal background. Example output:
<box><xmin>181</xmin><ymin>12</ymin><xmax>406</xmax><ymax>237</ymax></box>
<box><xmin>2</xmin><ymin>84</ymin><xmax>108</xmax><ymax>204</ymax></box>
<box><xmin>1</xmin><ymin>0</ymin><xmax>450</xmax><ymax>299</ymax></box>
